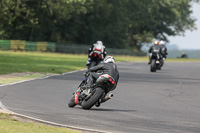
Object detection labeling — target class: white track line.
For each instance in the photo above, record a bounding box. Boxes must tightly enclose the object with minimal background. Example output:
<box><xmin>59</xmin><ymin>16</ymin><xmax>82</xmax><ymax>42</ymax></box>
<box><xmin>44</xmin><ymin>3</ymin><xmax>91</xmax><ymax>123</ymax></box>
<box><xmin>0</xmin><ymin>101</ymin><xmax>109</xmax><ymax>133</ymax></box>
<box><xmin>0</xmin><ymin>69</ymin><xmax>86</xmax><ymax>87</ymax></box>
<box><xmin>0</xmin><ymin>78</ymin><xmax>40</xmax><ymax>87</ymax></box>
<box><xmin>0</xmin><ymin>69</ymin><xmax>112</xmax><ymax>133</ymax></box>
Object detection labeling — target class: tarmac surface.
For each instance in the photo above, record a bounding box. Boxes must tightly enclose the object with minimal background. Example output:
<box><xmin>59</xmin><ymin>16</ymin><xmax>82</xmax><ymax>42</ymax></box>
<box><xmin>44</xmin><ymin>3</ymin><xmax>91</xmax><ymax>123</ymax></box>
<box><xmin>0</xmin><ymin>62</ymin><xmax>200</xmax><ymax>133</ymax></box>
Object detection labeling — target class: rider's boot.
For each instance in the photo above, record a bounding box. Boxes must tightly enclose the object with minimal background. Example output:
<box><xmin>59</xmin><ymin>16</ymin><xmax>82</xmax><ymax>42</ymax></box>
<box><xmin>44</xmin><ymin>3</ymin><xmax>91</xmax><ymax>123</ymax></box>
<box><xmin>148</xmin><ymin>56</ymin><xmax>151</xmax><ymax>64</ymax></box>
<box><xmin>86</xmin><ymin>58</ymin><xmax>91</xmax><ymax>66</ymax></box>
<box><xmin>95</xmin><ymin>102</ymin><xmax>100</xmax><ymax>107</ymax></box>
<box><xmin>148</xmin><ymin>59</ymin><xmax>151</xmax><ymax>64</ymax></box>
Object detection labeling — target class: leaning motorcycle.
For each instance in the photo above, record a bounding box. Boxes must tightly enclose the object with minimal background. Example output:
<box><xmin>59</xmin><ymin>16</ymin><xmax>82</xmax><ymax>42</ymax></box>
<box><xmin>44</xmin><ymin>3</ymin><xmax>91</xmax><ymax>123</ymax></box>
<box><xmin>88</xmin><ymin>46</ymin><xmax>104</xmax><ymax>69</ymax></box>
<box><xmin>68</xmin><ymin>72</ymin><xmax>116</xmax><ymax>110</ymax></box>
<box><xmin>149</xmin><ymin>51</ymin><xmax>162</xmax><ymax>72</ymax></box>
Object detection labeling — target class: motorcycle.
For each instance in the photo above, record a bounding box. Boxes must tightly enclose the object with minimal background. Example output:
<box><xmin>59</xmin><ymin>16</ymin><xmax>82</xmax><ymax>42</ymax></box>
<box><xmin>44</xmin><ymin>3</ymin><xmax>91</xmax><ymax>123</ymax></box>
<box><xmin>68</xmin><ymin>72</ymin><xmax>116</xmax><ymax>110</ymax></box>
<box><xmin>149</xmin><ymin>51</ymin><xmax>162</xmax><ymax>72</ymax></box>
<box><xmin>88</xmin><ymin>45</ymin><xmax>104</xmax><ymax>69</ymax></box>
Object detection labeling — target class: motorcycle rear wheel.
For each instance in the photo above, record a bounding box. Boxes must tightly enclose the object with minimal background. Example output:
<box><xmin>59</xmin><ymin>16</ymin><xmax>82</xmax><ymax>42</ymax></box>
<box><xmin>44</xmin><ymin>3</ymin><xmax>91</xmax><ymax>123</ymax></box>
<box><xmin>81</xmin><ymin>87</ymin><xmax>103</xmax><ymax>110</ymax></box>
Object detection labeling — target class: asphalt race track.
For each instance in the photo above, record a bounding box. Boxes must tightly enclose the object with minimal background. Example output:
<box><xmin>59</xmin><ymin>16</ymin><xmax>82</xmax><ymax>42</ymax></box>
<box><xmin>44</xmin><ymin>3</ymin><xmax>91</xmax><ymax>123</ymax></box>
<box><xmin>0</xmin><ymin>62</ymin><xmax>200</xmax><ymax>133</ymax></box>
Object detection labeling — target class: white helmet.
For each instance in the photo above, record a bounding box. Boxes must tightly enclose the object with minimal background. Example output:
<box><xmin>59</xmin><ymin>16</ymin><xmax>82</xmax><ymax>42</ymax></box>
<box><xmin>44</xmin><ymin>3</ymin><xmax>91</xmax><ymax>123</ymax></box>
<box><xmin>96</xmin><ymin>41</ymin><xmax>103</xmax><ymax>45</ymax></box>
<box><xmin>160</xmin><ymin>40</ymin><xmax>165</xmax><ymax>45</ymax></box>
<box><xmin>104</xmin><ymin>56</ymin><xmax>115</xmax><ymax>63</ymax></box>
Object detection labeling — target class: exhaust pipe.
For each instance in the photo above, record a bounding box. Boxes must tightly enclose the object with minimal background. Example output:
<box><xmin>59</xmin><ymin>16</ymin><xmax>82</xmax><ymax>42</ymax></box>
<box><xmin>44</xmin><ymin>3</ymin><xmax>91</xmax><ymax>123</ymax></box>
<box><xmin>100</xmin><ymin>93</ymin><xmax>113</xmax><ymax>103</ymax></box>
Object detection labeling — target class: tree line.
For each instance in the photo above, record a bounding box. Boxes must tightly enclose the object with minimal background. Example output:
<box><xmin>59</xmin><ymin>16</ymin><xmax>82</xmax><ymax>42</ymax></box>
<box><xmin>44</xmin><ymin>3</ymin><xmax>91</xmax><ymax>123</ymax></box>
<box><xmin>0</xmin><ymin>0</ymin><xmax>199</xmax><ymax>50</ymax></box>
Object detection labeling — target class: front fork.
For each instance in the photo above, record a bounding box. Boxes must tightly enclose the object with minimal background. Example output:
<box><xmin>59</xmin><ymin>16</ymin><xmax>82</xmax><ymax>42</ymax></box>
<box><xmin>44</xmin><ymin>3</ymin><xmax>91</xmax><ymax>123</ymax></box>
<box><xmin>75</xmin><ymin>92</ymin><xmax>80</xmax><ymax>105</ymax></box>
<box><xmin>149</xmin><ymin>53</ymin><xmax>160</xmax><ymax>64</ymax></box>
<box><xmin>74</xmin><ymin>87</ymin><xmax>81</xmax><ymax>105</ymax></box>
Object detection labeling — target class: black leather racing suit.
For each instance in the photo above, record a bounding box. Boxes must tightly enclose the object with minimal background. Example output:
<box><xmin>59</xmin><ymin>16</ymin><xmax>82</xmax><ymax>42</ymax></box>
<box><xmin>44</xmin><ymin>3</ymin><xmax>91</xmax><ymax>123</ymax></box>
<box><xmin>87</xmin><ymin>62</ymin><xmax>119</xmax><ymax>90</ymax></box>
<box><xmin>159</xmin><ymin>44</ymin><xmax>168</xmax><ymax>59</ymax></box>
<box><xmin>148</xmin><ymin>45</ymin><xmax>161</xmax><ymax>64</ymax></box>
<box><xmin>88</xmin><ymin>45</ymin><xmax>107</xmax><ymax>59</ymax></box>
<box><xmin>86</xmin><ymin>45</ymin><xmax>107</xmax><ymax>66</ymax></box>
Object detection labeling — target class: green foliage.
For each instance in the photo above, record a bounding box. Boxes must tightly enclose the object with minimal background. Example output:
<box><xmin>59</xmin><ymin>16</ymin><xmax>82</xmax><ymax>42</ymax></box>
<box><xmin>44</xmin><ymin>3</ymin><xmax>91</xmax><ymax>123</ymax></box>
<box><xmin>0</xmin><ymin>0</ymin><xmax>199</xmax><ymax>50</ymax></box>
<box><xmin>125</xmin><ymin>0</ymin><xmax>199</xmax><ymax>49</ymax></box>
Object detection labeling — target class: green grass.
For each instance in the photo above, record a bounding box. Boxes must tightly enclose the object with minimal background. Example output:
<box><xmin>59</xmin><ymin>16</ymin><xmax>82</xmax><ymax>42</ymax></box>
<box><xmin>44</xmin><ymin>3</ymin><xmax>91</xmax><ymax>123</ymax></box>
<box><xmin>114</xmin><ymin>55</ymin><xmax>200</xmax><ymax>62</ymax></box>
<box><xmin>0</xmin><ymin>113</ymin><xmax>80</xmax><ymax>133</ymax></box>
<box><xmin>0</xmin><ymin>51</ymin><xmax>200</xmax><ymax>75</ymax></box>
<box><xmin>0</xmin><ymin>73</ymin><xmax>47</xmax><ymax>84</ymax></box>
<box><xmin>166</xmin><ymin>58</ymin><xmax>200</xmax><ymax>62</ymax></box>
<box><xmin>0</xmin><ymin>51</ymin><xmax>87</xmax><ymax>75</ymax></box>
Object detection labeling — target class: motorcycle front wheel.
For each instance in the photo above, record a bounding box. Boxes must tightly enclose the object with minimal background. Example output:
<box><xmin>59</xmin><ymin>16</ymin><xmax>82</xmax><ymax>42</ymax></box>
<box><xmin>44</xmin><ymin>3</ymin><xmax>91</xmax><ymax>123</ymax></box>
<box><xmin>81</xmin><ymin>87</ymin><xmax>103</xmax><ymax>110</ymax></box>
<box><xmin>68</xmin><ymin>95</ymin><xmax>76</xmax><ymax>108</ymax></box>
<box><xmin>150</xmin><ymin>59</ymin><xmax>156</xmax><ymax>72</ymax></box>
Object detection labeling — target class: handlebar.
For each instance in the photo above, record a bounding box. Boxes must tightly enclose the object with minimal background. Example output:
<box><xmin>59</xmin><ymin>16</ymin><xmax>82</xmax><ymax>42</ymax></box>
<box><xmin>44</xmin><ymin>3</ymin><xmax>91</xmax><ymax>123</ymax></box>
<box><xmin>84</xmin><ymin>71</ymin><xmax>90</xmax><ymax>77</ymax></box>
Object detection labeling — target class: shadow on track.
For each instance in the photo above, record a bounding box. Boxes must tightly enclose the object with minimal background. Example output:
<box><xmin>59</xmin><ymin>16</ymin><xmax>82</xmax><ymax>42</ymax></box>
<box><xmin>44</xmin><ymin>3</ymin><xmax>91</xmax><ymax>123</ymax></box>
<box><xmin>91</xmin><ymin>108</ymin><xmax>137</xmax><ymax>112</ymax></box>
<box><xmin>71</xmin><ymin>107</ymin><xmax>137</xmax><ymax>112</ymax></box>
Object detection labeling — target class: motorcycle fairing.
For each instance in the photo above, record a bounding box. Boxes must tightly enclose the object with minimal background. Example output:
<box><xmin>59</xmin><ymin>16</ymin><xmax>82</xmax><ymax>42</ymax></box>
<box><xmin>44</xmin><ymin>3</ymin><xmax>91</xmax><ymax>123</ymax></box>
<box><xmin>95</xmin><ymin>74</ymin><xmax>116</xmax><ymax>91</ymax></box>
<box><xmin>75</xmin><ymin>92</ymin><xmax>80</xmax><ymax>105</ymax></box>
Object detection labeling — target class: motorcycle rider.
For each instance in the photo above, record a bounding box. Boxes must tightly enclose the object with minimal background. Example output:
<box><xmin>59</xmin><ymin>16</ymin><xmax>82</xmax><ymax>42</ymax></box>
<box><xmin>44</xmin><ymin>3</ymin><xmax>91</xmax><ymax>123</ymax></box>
<box><xmin>148</xmin><ymin>40</ymin><xmax>162</xmax><ymax>64</ymax></box>
<box><xmin>86</xmin><ymin>41</ymin><xmax>107</xmax><ymax>66</ymax></box>
<box><xmin>85</xmin><ymin>56</ymin><xmax>119</xmax><ymax>93</ymax></box>
<box><xmin>181</xmin><ymin>52</ymin><xmax>188</xmax><ymax>58</ymax></box>
<box><xmin>159</xmin><ymin>40</ymin><xmax>168</xmax><ymax>60</ymax></box>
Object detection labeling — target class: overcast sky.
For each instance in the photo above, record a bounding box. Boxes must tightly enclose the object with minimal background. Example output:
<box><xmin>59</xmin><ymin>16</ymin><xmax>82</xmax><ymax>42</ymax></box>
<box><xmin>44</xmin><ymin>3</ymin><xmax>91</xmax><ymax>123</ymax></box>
<box><xmin>168</xmin><ymin>3</ymin><xmax>200</xmax><ymax>50</ymax></box>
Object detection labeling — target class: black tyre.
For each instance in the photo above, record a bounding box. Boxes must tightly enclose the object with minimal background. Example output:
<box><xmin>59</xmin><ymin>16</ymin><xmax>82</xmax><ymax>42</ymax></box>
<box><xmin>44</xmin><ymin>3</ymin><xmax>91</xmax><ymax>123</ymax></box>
<box><xmin>81</xmin><ymin>87</ymin><xmax>103</xmax><ymax>110</ymax></box>
<box><xmin>68</xmin><ymin>95</ymin><xmax>76</xmax><ymax>108</ymax></box>
<box><xmin>150</xmin><ymin>59</ymin><xmax>156</xmax><ymax>72</ymax></box>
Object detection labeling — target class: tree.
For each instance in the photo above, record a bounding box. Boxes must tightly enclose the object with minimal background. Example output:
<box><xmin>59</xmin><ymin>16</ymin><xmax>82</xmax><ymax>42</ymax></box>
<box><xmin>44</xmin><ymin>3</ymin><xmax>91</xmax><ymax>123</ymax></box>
<box><xmin>126</xmin><ymin>0</ymin><xmax>199</xmax><ymax>50</ymax></box>
<box><xmin>0</xmin><ymin>0</ymin><xmax>93</xmax><ymax>41</ymax></box>
<box><xmin>0</xmin><ymin>0</ymin><xmax>199</xmax><ymax>50</ymax></box>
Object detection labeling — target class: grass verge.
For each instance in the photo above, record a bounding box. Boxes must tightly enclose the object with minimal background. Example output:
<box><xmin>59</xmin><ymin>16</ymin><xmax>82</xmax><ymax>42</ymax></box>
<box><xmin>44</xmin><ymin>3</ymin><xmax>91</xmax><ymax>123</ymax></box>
<box><xmin>0</xmin><ymin>51</ymin><xmax>87</xmax><ymax>75</ymax></box>
<box><xmin>0</xmin><ymin>73</ymin><xmax>48</xmax><ymax>84</ymax></box>
<box><xmin>114</xmin><ymin>55</ymin><xmax>200</xmax><ymax>62</ymax></box>
<box><xmin>0</xmin><ymin>113</ymin><xmax>80</xmax><ymax>133</ymax></box>
<box><xmin>166</xmin><ymin>58</ymin><xmax>200</xmax><ymax>62</ymax></box>
<box><xmin>0</xmin><ymin>51</ymin><xmax>200</xmax><ymax>75</ymax></box>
